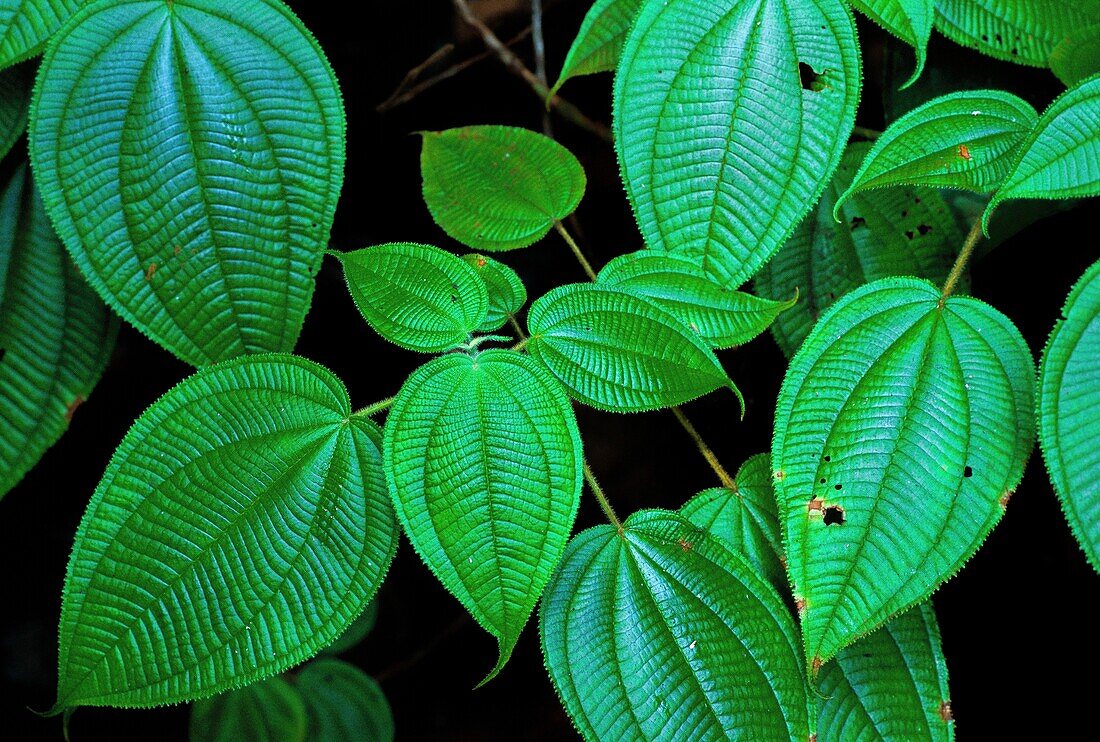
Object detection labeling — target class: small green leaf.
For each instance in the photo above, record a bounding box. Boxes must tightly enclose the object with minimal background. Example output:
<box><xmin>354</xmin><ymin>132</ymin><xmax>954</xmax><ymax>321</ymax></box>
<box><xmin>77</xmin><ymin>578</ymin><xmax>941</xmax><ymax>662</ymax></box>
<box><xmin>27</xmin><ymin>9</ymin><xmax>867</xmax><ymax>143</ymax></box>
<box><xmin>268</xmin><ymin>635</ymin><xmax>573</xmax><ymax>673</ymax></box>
<box><xmin>297</xmin><ymin>658</ymin><xmax>394</xmax><ymax>742</ymax></box>
<box><xmin>818</xmin><ymin>603</ymin><xmax>954</xmax><ymax>741</ymax></box>
<box><xmin>336</xmin><ymin>243</ymin><xmax>489</xmax><ymax>352</ymax></box>
<box><xmin>680</xmin><ymin>453</ymin><xmax>786</xmax><ymax>592</ymax></box>
<box><xmin>774</xmin><ymin>278</ymin><xmax>1035</xmax><ymax>668</ymax></box>
<box><xmin>321</xmin><ymin>600</ymin><xmax>378</xmax><ymax>656</ymax></box>
<box><xmin>1050</xmin><ymin>24</ymin><xmax>1100</xmax><ymax>86</ymax></box>
<box><xmin>462</xmin><ymin>253</ymin><xmax>527</xmax><ymax>333</ymax></box>
<box><xmin>31</xmin><ymin>0</ymin><xmax>346</xmax><ymax>367</ymax></box>
<box><xmin>0</xmin><ymin>161</ymin><xmax>116</xmax><ymax>500</ymax></box>
<box><xmin>384</xmin><ymin>349</ymin><xmax>582</xmax><ymax>683</ymax></box>
<box><xmin>597</xmin><ymin>251</ymin><xmax>795</xmax><ymax>349</ymax></box>
<box><xmin>56</xmin><ymin>355</ymin><xmax>398</xmax><ymax>708</ymax></box>
<box><xmin>541</xmin><ymin>510</ymin><xmax>810</xmax><ymax>741</ymax></box>
<box><xmin>527</xmin><ymin>283</ymin><xmax>739</xmax><ymax>413</ymax></box>
<box><xmin>1039</xmin><ymin>259</ymin><xmax>1100</xmax><ymax>575</ymax></box>
<box><xmin>836</xmin><ymin>91</ymin><xmax>1038</xmax><ymax>210</ymax></box>
<box><xmin>614</xmin><ymin>0</ymin><xmax>860</xmax><ymax>287</ymax></box>
<box><xmin>420</xmin><ymin>126</ymin><xmax>586</xmax><ymax>252</ymax></box>
<box><xmin>984</xmin><ymin>74</ymin><xmax>1100</xmax><ymax>230</ymax></box>
<box><xmin>933</xmin><ymin>0</ymin><xmax>1100</xmax><ymax>67</ymax></box>
<box><xmin>550</xmin><ymin>0</ymin><xmax>642</xmax><ymax>97</ymax></box>
<box><xmin>0</xmin><ymin>63</ymin><xmax>29</xmax><ymax>161</ymax></box>
<box><xmin>758</xmin><ymin>142</ymin><xmax>966</xmax><ymax>357</ymax></box>
<box><xmin>852</xmin><ymin>0</ymin><xmax>935</xmax><ymax>87</ymax></box>
<box><xmin>190</xmin><ymin>677</ymin><xmax>307</xmax><ymax>742</ymax></box>
<box><xmin>0</xmin><ymin>0</ymin><xmax>81</xmax><ymax>69</ymax></box>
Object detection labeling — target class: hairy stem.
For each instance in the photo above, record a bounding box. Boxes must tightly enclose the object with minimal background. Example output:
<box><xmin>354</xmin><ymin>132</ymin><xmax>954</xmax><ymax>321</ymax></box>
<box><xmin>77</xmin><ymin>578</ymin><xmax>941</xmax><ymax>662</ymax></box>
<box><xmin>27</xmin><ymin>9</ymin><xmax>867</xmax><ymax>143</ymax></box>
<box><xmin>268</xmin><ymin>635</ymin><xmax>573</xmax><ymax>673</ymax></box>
<box><xmin>553</xmin><ymin>221</ymin><xmax>598</xmax><ymax>281</ymax></box>
<box><xmin>851</xmin><ymin>125</ymin><xmax>883</xmax><ymax>140</ymax></box>
<box><xmin>584</xmin><ymin>461</ymin><xmax>624</xmax><ymax>533</ymax></box>
<box><xmin>352</xmin><ymin>397</ymin><xmax>395</xmax><ymax>418</ymax></box>
<box><xmin>939</xmin><ymin>219</ymin><xmax>983</xmax><ymax>307</ymax></box>
<box><xmin>451</xmin><ymin>0</ymin><xmax>611</xmax><ymax>142</ymax></box>
<box><xmin>671</xmin><ymin>407</ymin><xmax>738</xmax><ymax>491</ymax></box>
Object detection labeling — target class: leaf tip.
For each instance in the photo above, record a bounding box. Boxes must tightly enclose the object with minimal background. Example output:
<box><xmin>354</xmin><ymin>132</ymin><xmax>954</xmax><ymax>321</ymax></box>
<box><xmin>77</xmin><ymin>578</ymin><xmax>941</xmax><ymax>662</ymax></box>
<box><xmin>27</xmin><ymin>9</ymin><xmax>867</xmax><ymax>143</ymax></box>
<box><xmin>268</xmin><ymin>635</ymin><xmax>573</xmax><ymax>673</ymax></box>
<box><xmin>474</xmin><ymin>634</ymin><xmax>519</xmax><ymax>689</ymax></box>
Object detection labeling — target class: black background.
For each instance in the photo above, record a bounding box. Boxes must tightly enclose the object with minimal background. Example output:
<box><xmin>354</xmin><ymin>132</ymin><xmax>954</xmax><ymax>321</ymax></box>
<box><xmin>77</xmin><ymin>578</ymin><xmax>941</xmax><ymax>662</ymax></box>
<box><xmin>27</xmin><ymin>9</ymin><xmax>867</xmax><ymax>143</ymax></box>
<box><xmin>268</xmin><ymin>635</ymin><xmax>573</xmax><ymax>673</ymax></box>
<box><xmin>3</xmin><ymin>1</ymin><xmax>1097</xmax><ymax>739</ymax></box>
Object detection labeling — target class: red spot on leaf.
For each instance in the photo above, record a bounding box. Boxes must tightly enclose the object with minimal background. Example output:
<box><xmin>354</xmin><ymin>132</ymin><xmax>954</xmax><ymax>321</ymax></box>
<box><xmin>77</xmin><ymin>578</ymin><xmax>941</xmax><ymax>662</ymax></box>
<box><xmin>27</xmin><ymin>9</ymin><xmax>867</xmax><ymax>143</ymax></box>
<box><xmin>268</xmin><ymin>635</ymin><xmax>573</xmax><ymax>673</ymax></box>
<box><xmin>145</xmin><ymin>262</ymin><xmax>157</xmax><ymax>281</ymax></box>
<box><xmin>958</xmin><ymin>144</ymin><xmax>972</xmax><ymax>161</ymax></box>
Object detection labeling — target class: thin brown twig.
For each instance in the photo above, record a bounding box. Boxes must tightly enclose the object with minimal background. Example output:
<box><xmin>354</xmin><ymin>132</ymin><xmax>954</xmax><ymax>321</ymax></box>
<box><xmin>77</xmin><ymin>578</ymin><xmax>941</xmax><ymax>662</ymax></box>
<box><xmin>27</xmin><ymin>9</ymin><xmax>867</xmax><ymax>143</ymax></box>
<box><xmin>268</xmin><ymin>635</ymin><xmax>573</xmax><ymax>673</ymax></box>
<box><xmin>450</xmin><ymin>0</ymin><xmax>612</xmax><ymax>142</ymax></box>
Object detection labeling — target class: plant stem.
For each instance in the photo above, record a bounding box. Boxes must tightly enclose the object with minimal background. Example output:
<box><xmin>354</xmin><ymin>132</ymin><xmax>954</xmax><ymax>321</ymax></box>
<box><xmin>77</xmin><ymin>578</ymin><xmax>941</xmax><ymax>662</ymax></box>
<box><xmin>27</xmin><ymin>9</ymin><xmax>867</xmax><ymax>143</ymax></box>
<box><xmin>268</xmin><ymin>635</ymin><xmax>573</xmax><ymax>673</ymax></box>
<box><xmin>352</xmin><ymin>396</ymin><xmax>395</xmax><ymax>418</ymax></box>
<box><xmin>508</xmin><ymin>315</ymin><xmax>528</xmax><ymax>341</ymax></box>
<box><xmin>584</xmin><ymin>461</ymin><xmax>624</xmax><ymax>533</ymax></box>
<box><xmin>939</xmin><ymin>219</ymin><xmax>984</xmax><ymax>307</ymax></box>
<box><xmin>851</xmin><ymin>125</ymin><xmax>882</xmax><ymax>139</ymax></box>
<box><xmin>450</xmin><ymin>0</ymin><xmax>612</xmax><ymax>142</ymax></box>
<box><xmin>553</xmin><ymin>221</ymin><xmax>598</xmax><ymax>281</ymax></box>
<box><xmin>671</xmin><ymin>407</ymin><xmax>738</xmax><ymax>491</ymax></box>
<box><xmin>511</xmin><ymin>338</ymin><xmax>529</xmax><ymax>353</ymax></box>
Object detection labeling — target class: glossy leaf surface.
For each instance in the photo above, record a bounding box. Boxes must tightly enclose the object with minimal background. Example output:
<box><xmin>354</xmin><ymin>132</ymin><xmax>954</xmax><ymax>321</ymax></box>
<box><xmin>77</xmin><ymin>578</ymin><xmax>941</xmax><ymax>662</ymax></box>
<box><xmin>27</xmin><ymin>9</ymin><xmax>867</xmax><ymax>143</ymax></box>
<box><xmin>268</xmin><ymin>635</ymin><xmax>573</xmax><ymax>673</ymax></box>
<box><xmin>0</xmin><ymin>0</ymin><xmax>80</xmax><ymax>69</ymax></box>
<box><xmin>614</xmin><ymin>0</ymin><xmax>861</xmax><ymax>287</ymax></box>
<box><xmin>597</xmin><ymin>251</ymin><xmax>795</xmax><ymax>349</ymax></box>
<box><xmin>463</xmin><ymin>253</ymin><xmax>526</xmax><ymax>333</ymax></box>
<box><xmin>774</xmin><ymin>278</ymin><xmax>1035</xmax><ymax>667</ymax></box>
<box><xmin>1039</xmin><ymin>259</ymin><xmax>1100</xmax><ymax>574</ymax></box>
<box><xmin>31</xmin><ymin>0</ymin><xmax>345</xmax><ymax>366</ymax></box>
<box><xmin>420</xmin><ymin>125</ymin><xmax>585</xmax><ymax>251</ymax></box>
<box><xmin>0</xmin><ymin>162</ymin><xmax>115</xmax><ymax>499</ymax></box>
<box><xmin>853</xmin><ymin>0</ymin><xmax>935</xmax><ymax>86</ymax></box>
<box><xmin>527</xmin><ymin>283</ymin><xmax>738</xmax><ymax>412</ymax></box>
<box><xmin>337</xmin><ymin>243</ymin><xmax>488</xmax><ymax>352</ymax></box>
<box><xmin>551</xmin><ymin>0</ymin><xmax>642</xmax><ymax>96</ymax></box>
<box><xmin>541</xmin><ymin>510</ymin><xmax>809</xmax><ymax>741</ymax></box>
<box><xmin>384</xmin><ymin>349</ymin><xmax>582</xmax><ymax>682</ymax></box>
<box><xmin>56</xmin><ymin>355</ymin><xmax>398</xmax><ymax>708</ymax></box>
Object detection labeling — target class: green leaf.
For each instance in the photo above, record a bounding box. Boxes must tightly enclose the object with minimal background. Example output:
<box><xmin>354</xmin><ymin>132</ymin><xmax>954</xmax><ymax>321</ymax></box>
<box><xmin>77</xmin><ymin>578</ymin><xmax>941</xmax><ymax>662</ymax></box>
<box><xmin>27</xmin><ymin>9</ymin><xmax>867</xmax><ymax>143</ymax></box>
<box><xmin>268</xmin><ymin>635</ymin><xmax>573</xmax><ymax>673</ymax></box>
<box><xmin>527</xmin><ymin>283</ymin><xmax>740</xmax><ymax>413</ymax></box>
<box><xmin>597</xmin><ymin>251</ymin><xmax>796</xmax><ymax>349</ymax></box>
<box><xmin>463</xmin><ymin>253</ymin><xmax>527</xmax><ymax>333</ymax></box>
<box><xmin>773</xmin><ymin>277</ymin><xmax>1035</xmax><ymax>668</ymax></box>
<box><xmin>1039</xmin><ymin>259</ymin><xmax>1100</xmax><ymax>575</ymax></box>
<box><xmin>0</xmin><ymin>0</ymin><xmax>80</xmax><ymax>70</ymax></box>
<box><xmin>550</xmin><ymin>0</ymin><xmax>643</xmax><ymax>97</ymax></box>
<box><xmin>852</xmin><ymin>0</ymin><xmax>935</xmax><ymax>87</ymax></box>
<box><xmin>836</xmin><ymin>91</ymin><xmax>1038</xmax><ymax>209</ymax></box>
<box><xmin>321</xmin><ymin>600</ymin><xmax>378</xmax><ymax>656</ymax></box>
<box><xmin>384</xmin><ymin>349</ymin><xmax>582</xmax><ymax>683</ymax></box>
<box><xmin>55</xmin><ymin>355</ymin><xmax>398</xmax><ymax>709</ymax></box>
<box><xmin>680</xmin><ymin>453</ymin><xmax>786</xmax><ymax>593</ymax></box>
<box><xmin>933</xmin><ymin>0</ymin><xmax>1100</xmax><ymax>67</ymax></box>
<box><xmin>297</xmin><ymin>658</ymin><xmax>394</xmax><ymax>742</ymax></box>
<box><xmin>336</xmin><ymin>243</ymin><xmax>489</xmax><ymax>352</ymax></box>
<box><xmin>190</xmin><ymin>677</ymin><xmax>307</xmax><ymax>742</ymax></box>
<box><xmin>984</xmin><ymin>74</ymin><xmax>1100</xmax><ymax>230</ymax></box>
<box><xmin>0</xmin><ymin>62</ymin><xmax>29</xmax><ymax>161</ymax></box>
<box><xmin>818</xmin><ymin>603</ymin><xmax>954</xmax><ymax>741</ymax></box>
<box><xmin>420</xmin><ymin>126</ymin><xmax>586</xmax><ymax>252</ymax></box>
<box><xmin>1050</xmin><ymin>24</ymin><xmax>1100</xmax><ymax>87</ymax></box>
<box><xmin>540</xmin><ymin>510</ymin><xmax>810</xmax><ymax>741</ymax></box>
<box><xmin>0</xmin><ymin>161</ymin><xmax>116</xmax><ymax>500</ymax></box>
<box><xmin>758</xmin><ymin>142</ymin><xmax>966</xmax><ymax>357</ymax></box>
<box><xmin>614</xmin><ymin>0</ymin><xmax>860</xmax><ymax>288</ymax></box>
<box><xmin>30</xmin><ymin>0</ymin><xmax>345</xmax><ymax>367</ymax></box>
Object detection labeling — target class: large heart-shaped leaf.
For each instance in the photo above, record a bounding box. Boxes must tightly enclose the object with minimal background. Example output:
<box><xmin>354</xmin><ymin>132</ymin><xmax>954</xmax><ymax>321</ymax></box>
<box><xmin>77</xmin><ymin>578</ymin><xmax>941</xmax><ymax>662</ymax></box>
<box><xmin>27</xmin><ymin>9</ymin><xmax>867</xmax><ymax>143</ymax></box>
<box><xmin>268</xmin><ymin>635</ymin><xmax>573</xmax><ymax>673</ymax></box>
<box><xmin>933</xmin><ymin>0</ymin><xmax>1100</xmax><ymax>67</ymax></box>
<box><xmin>462</xmin><ymin>253</ymin><xmax>526</xmax><ymax>333</ymax></box>
<box><xmin>0</xmin><ymin>161</ymin><xmax>116</xmax><ymax>500</ymax></box>
<box><xmin>852</xmin><ymin>0</ymin><xmax>935</xmax><ymax>86</ymax></box>
<box><xmin>614</xmin><ymin>0</ymin><xmax>860</xmax><ymax>287</ymax></box>
<box><xmin>984</xmin><ymin>74</ymin><xmax>1100</xmax><ymax>229</ymax></box>
<box><xmin>818</xmin><ymin>603</ymin><xmax>954</xmax><ymax>741</ymax></box>
<box><xmin>757</xmin><ymin>142</ymin><xmax>965</xmax><ymax>357</ymax></box>
<box><xmin>31</xmin><ymin>0</ymin><xmax>345</xmax><ymax>367</ymax></box>
<box><xmin>0</xmin><ymin>63</ymin><xmax>28</xmax><ymax>161</ymax></box>
<box><xmin>420</xmin><ymin>126</ymin><xmax>585</xmax><ymax>252</ymax></box>
<box><xmin>680</xmin><ymin>453</ymin><xmax>786</xmax><ymax>592</ymax></box>
<box><xmin>597</xmin><ymin>251</ymin><xmax>795</xmax><ymax>349</ymax></box>
<box><xmin>1050</xmin><ymin>25</ymin><xmax>1100</xmax><ymax>87</ymax></box>
<box><xmin>550</xmin><ymin>0</ymin><xmax>642</xmax><ymax>96</ymax></box>
<box><xmin>527</xmin><ymin>283</ymin><xmax>739</xmax><ymax>412</ymax></box>
<box><xmin>541</xmin><ymin>510</ymin><xmax>809</xmax><ymax>741</ymax></box>
<box><xmin>1039</xmin><ymin>259</ymin><xmax>1100</xmax><ymax>575</ymax></box>
<box><xmin>297</xmin><ymin>659</ymin><xmax>394</xmax><ymax>742</ymax></box>
<box><xmin>336</xmin><ymin>243</ymin><xmax>489</xmax><ymax>352</ymax></box>
<box><xmin>0</xmin><ymin>0</ymin><xmax>80</xmax><ymax>69</ymax></box>
<box><xmin>189</xmin><ymin>677</ymin><xmax>307</xmax><ymax>742</ymax></box>
<box><xmin>55</xmin><ymin>355</ymin><xmax>397</xmax><ymax>709</ymax></box>
<box><xmin>773</xmin><ymin>277</ymin><xmax>1035</xmax><ymax>668</ymax></box>
<box><xmin>836</xmin><ymin>91</ymin><xmax>1038</xmax><ymax>206</ymax></box>
<box><xmin>384</xmin><ymin>349</ymin><xmax>582</xmax><ymax>682</ymax></box>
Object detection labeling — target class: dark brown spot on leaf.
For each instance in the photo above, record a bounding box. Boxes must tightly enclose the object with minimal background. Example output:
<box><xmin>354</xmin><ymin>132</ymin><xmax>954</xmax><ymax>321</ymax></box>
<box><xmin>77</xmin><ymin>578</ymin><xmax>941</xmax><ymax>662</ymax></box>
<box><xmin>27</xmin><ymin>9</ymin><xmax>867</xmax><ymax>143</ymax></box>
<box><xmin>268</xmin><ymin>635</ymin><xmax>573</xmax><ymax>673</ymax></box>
<box><xmin>939</xmin><ymin>700</ymin><xmax>954</xmax><ymax>722</ymax></box>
